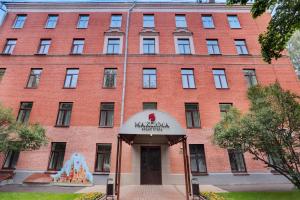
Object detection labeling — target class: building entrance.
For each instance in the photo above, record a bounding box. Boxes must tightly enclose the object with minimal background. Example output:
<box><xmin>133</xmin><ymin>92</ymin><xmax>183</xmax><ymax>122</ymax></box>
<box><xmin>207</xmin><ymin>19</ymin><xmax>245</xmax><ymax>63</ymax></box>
<box><xmin>116</xmin><ymin>110</ymin><xmax>191</xmax><ymax>200</ymax></box>
<box><xmin>140</xmin><ymin>146</ymin><xmax>162</xmax><ymax>185</ymax></box>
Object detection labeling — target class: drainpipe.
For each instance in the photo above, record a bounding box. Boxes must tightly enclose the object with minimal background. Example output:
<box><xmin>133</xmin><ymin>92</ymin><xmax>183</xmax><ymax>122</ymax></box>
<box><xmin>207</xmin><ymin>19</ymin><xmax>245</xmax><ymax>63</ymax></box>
<box><xmin>115</xmin><ymin>2</ymin><xmax>136</xmax><ymax>198</ymax></box>
<box><xmin>120</xmin><ymin>1</ymin><xmax>136</xmax><ymax>125</ymax></box>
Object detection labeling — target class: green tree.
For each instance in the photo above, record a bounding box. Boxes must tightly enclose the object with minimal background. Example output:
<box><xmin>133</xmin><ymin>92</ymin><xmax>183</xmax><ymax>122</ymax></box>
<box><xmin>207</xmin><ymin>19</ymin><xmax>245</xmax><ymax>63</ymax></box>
<box><xmin>214</xmin><ymin>83</ymin><xmax>300</xmax><ymax>189</ymax></box>
<box><xmin>227</xmin><ymin>0</ymin><xmax>300</xmax><ymax>64</ymax></box>
<box><xmin>0</xmin><ymin>104</ymin><xmax>47</xmax><ymax>152</ymax></box>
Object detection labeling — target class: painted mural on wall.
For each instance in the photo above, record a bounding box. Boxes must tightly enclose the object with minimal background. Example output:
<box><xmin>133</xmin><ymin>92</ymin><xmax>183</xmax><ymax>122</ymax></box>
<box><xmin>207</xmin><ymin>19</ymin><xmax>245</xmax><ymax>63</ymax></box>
<box><xmin>52</xmin><ymin>153</ymin><xmax>93</xmax><ymax>184</ymax></box>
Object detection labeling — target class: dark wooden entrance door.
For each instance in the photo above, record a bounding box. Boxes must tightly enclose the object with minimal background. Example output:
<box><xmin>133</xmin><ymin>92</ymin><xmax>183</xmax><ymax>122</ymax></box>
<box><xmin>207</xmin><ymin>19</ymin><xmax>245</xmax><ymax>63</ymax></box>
<box><xmin>141</xmin><ymin>146</ymin><xmax>162</xmax><ymax>185</ymax></box>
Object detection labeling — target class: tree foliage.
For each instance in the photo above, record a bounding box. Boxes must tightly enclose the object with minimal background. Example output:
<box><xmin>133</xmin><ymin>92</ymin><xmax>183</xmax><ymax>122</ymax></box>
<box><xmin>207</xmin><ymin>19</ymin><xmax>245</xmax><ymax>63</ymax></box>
<box><xmin>214</xmin><ymin>83</ymin><xmax>300</xmax><ymax>189</ymax></box>
<box><xmin>0</xmin><ymin>104</ymin><xmax>47</xmax><ymax>152</ymax></box>
<box><xmin>227</xmin><ymin>0</ymin><xmax>300</xmax><ymax>64</ymax></box>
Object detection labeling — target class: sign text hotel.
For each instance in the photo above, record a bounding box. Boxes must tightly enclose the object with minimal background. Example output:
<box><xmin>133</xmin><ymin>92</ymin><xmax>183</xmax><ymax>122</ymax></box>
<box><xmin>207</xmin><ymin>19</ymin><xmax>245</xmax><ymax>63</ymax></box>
<box><xmin>134</xmin><ymin>122</ymin><xmax>170</xmax><ymax>132</ymax></box>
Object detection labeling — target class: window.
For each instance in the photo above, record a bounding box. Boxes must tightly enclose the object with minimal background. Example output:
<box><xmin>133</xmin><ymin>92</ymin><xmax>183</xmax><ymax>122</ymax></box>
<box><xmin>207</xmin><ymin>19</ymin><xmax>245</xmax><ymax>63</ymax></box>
<box><xmin>143</xmin><ymin>102</ymin><xmax>157</xmax><ymax>110</ymax></box>
<box><xmin>235</xmin><ymin>39</ymin><xmax>248</xmax><ymax>55</ymax></box>
<box><xmin>219</xmin><ymin>103</ymin><xmax>232</xmax><ymax>118</ymax></box>
<box><xmin>48</xmin><ymin>142</ymin><xmax>66</xmax><ymax>171</ymax></box>
<box><xmin>141</xmin><ymin>36</ymin><xmax>159</xmax><ymax>54</ymax></box>
<box><xmin>13</xmin><ymin>14</ymin><xmax>26</xmax><ymax>28</ymax></box>
<box><xmin>213</xmin><ymin>69</ymin><xmax>228</xmax><ymax>89</ymax></box>
<box><xmin>17</xmin><ymin>102</ymin><xmax>33</xmax><ymax>123</ymax></box>
<box><xmin>185</xmin><ymin>103</ymin><xmax>200</xmax><ymax>128</ymax></box>
<box><xmin>177</xmin><ymin>39</ymin><xmax>191</xmax><ymax>54</ymax></box>
<box><xmin>77</xmin><ymin>15</ymin><xmax>89</xmax><ymax>29</ymax></box>
<box><xmin>37</xmin><ymin>39</ymin><xmax>51</xmax><ymax>54</ymax></box>
<box><xmin>64</xmin><ymin>69</ymin><xmax>79</xmax><ymax>88</ymax></box>
<box><xmin>110</xmin><ymin>14</ymin><xmax>122</xmax><ymax>28</ymax></box>
<box><xmin>207</xmin><ymin>39</ymin><xmax>220</xmax><ymax>55</ymax></box>
<box><xmin>3</xmin><ymin>39</ymin><xmax>17</xmax><ymax>54</ymax></box>
<box><xmin>190</xmin><ymin>144</ymin><xmax>207</xmax><ymax>174</ymax></box>
<box><xmin>228</xmin><ymin>149</ymin><xmax>247</xmax><ymax>173</ymax></box>
<box><xmin>107</xmin><ymin>38</ymin><xmax>120</xmax><ymax>54</ymax></box>
<box><xmin>0</xmin><ymin>68</ymin><xmax>6</xmax><ymax>82</ymax></box>
<box><xmin>228</xmin><ymin>15</ymin><xmax>241</xmax><ymax>29</ymax></box>
<box><xmin>143</xmin><ymin>14</ymin><xmax>154</xmax><ymax>28</ymax></box>
<box><xmin>268</xmin><ymin>154</ymin><xmax>283</xmax><ymax>169</ymax></box>
<box><xmin>175</xmin><ymin>14</ymin><xmax>187</xmax><ymax>28</ymax></box>
<box><xmin>143</xmin><ymin>69</ymin><xmax>156</xmax><ymax>88</ymax></box>
<box><xmin>27</xmin><ymin>68</ymin><xmax>42</xmax><ymax>88</ymax></box>
<box><xmin>243</xmin><ymin>69</ymin><xmax>257</xmax><ymax>87</ymax></box>
<box><xmin>99</xmin><ymin>103</ymin><xmax>114</xmax><ymax>127</ymax></box>
<box><xmin>2</xmin><ymin>150</ymin><xmax>20</xmax><ymax>169</ymax></box>
<box><xmin>143</xmin><ymin>38</ymin><xmax>155</xmax><ymax>54</ymax></box>
<box><xmin>181</xmin><ymin>69</ymin><xmax>195</xmax><ymax>89</ymax></box>
<box><xmin>202</xmin><ymin>15</ymin><xmax>214</xmax><ymax>28</ymax></box>
<box><xmin>103</xmin><ymin>69</ymin><xmax>117</xmax><ymax>88</ymax></box>
<box><xmin>56</xmin><ymin>102</ymin><xmax>73</xmax><ymax>127</ymax></box>
<box><xmin>71</xmin><ymin>39</ymin><xmax>84</xmax><ymax>54</ymax></box>
<box><xmin>45</xmin><ymin>15</ymin><xmax>58</xmax><ymax>29</ymax></box>
<box><xmin>95</xmin><ymin>144</ymin><xmax>112</xmax><ymax>172</ymax></box>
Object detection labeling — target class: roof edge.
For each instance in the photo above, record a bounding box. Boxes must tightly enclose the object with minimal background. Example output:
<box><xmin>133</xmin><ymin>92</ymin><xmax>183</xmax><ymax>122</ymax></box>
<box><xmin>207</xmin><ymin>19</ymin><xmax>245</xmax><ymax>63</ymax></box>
<box><xmin>4</xmin><ymin>1</ymin><xmax>252</xmax><ymax>11</ymax></box>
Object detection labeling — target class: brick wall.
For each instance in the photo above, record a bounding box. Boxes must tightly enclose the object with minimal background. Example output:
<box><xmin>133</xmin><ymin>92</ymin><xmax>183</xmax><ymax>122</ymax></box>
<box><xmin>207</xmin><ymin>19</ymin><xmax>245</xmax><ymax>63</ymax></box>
<box><xmin>0</xmin><ymin>6</ymin><xmax>299</xmax><ymax>176</ymax></box>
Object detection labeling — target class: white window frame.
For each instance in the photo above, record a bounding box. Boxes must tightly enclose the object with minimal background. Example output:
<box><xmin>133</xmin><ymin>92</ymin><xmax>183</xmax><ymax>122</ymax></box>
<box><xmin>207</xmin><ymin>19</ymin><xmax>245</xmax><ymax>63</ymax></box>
<box><xmin>174</xmin><ymin>36</ymin><xmax>195</xmax><ymax>55</ymax></box>
<box><xmin>77</xmin><ymin>14</ymin><xmax>89</xmax><ymax>29</ymax></box>
<box><xmin>181</xmin><ymin>69</ymin><xmax>196</xmax><ymax>89</ymax></box>
<box><xmin>45</xmin><ymin>15</ymin><xmax>58</xmax><ymax>29</ymax></box>
<box><xmin>140</xmin><ymin>36</ymin><xmax>159</xmax><ymax>54</ymax></box>
<box><xmin>143</xmin><ymin>68</ymin><xmax>157</xmax><ymax>89</ymax></box>
<box><xmin>227</xmin><ymin>15</ymin><xmax>241</xmax><ymax>29</ymax></box>
<box><xmin>71</xmin><ymin>39</ymin><xmax>85</xmax><ymax>54</ymax></box>
<box><xmin>103</xmin><ymin>36</ymin><xmax>123</xmax><ymax>55</ymax></box>
<box><xmin>213</xmin><ymin>69</ymin><xmax>229</xmax><ymax>89</ymax></box>
<box><xmin>206</xmin><ymin>39</ymin><xmax>221</xmax><ymax>55</ymax></box>
<box><xmin>13</xmin><ymin>15</ymin><xmax>26</xmax><ymax>29</ymax></box>
<box><xmin>143</xmin><ymin>14</ymin><xmax>155</xmax><ymax>28</ymax></box>
<box><xmin>201</xmin><ymin>15</ymin><xmax>215</xmax><ymax>29</ymax></box>
<box><xmin>38</xmin><ymin>39</ymin><xmax>51</xmax><ymax>55</ymax></box>
<box><xmin>235</xmin><ymin>39</ymin><xmax>249</xmax><ymax>55</ymax></box>
<box><xmin>175</xmin><ymin>14</ymin><xmax>187</xmax><ymax>28</ymax></box>
<box><xmin>110</xmin><ymin>14</ymin><xmax>122</xmax><ymax>28</ymax></box>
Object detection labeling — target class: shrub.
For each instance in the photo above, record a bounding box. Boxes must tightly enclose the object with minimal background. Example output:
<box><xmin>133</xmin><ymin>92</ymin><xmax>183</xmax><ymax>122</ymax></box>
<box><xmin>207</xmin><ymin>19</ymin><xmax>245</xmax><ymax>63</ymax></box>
<box><xmin>201</xmin><ymin>192</ymin><xmax>225</xmax><ymax>200</ymax></box>
<box><xmin>75</xmin><ymin>192</ymin><xmax>103</xmax><ymax>200</ymax></box>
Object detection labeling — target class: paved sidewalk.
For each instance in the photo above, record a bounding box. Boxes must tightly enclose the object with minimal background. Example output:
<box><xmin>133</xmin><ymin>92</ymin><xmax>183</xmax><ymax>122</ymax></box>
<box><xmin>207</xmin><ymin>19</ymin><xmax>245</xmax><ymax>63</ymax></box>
<box><xmin>74</xmin><ymin>184</ymin><xmax>227</xmax><ymax>194</ymax></box>
<box><xmin>119</xmin><ymin>185</ymin><xmax>227</xmax><ymax>200</ymax></box>
<box><xmin>217</xmin><ymin>183</ymin><xmax>294</xmax><ymax>192</ymax></box>
<box><xmin>120</xmin><ymin>185</ymin><xmax>187</xmax><ymax>200</ymax></box>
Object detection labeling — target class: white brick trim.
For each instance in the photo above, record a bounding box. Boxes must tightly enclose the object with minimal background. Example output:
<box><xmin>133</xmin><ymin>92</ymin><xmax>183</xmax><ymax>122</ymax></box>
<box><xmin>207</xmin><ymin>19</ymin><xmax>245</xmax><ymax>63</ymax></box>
<box><xmin>139</xmin><ymin>35</ymin><xmax>159</xmax><ymax>54</ymax></box>
<box><xmin>103</xmin><ymin>35</ymin><xmax>123</xmax><ymax>55</ymax></box>
<box><xmin>174</xmin><ymin>35</ymin><xmax>195</xmax><ymax>55</ymax></box>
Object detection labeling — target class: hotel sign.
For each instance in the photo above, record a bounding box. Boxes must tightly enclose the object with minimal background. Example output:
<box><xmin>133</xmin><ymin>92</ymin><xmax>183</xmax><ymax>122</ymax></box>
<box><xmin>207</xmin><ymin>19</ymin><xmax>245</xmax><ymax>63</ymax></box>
<box><xmin>134</xmin><ymin>113</ymin><xmax>170</xmax><ymax>132</ymax></box>
<box><xmin>119</xmin><ymin>110</ymin><xmax>185</xmax><ymax>136</ymax></box>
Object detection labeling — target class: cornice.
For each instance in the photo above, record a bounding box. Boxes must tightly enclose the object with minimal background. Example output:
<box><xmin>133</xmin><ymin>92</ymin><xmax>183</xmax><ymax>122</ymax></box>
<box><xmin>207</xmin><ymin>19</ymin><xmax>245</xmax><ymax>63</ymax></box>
<box><xmin>5</xmin><ymin>2</ymin><xmax>133</xmax><ymax>10</ymax></box>
<box><xmin>5</xmin><ymin>2</ymin><xmax>252</xmax><ymax>13</ymax></box>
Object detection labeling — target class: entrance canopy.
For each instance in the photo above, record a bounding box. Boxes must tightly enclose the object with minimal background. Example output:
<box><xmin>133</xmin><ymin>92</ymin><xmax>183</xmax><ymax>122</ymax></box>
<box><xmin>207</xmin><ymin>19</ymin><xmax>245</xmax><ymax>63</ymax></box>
<box><xmin>119</xmin><ymin>110</ymin><xmax>186</xmax><ymax>145</ymax></box>
<box><xmin>115</xmin><ymin>110</ymin><xmax>191</xmax><ymax>200</ymax></box>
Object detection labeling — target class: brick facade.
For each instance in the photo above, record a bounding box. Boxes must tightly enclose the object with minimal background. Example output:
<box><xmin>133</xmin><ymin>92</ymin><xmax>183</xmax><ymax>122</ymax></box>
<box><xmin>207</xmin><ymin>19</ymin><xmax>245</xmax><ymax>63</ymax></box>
<box><xmin>0</xmin><ymin>2</ymin><xmax>299</xmax><ymax>185</ymax></box>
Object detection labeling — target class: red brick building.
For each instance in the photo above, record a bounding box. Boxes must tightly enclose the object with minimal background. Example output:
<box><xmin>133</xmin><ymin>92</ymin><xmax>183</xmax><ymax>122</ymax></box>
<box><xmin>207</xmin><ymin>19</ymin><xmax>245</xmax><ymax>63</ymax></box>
<box><xmin>0</xmin><ymin>0</ymin><xmax>299</xmax><ymax>189</ymax></box>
